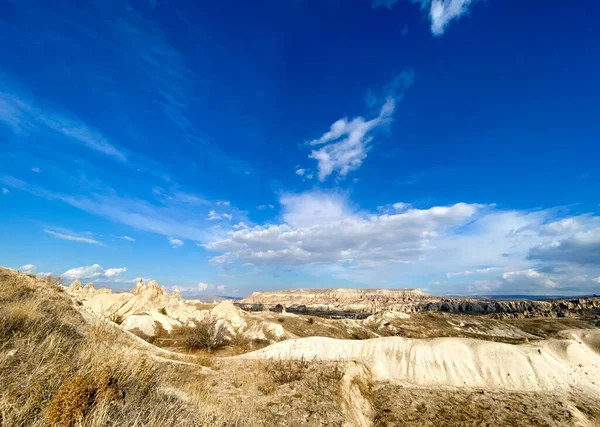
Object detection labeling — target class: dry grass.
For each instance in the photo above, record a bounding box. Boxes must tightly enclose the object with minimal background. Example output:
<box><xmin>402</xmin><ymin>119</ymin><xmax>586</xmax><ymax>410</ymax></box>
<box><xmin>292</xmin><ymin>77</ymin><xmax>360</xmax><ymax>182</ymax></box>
<box><xmin>263</xmin><ymin>357</ymin><xmax>311</xmax><ymax>385</ymax></box>
<box><xmin>184</xmin><ymin>318</ymin><xmax>228</xmax><ymax>352</ymax></box>
<box><xmin>0</xmin><ymin>268</ymin><xmax>261</xmax><ymax>426</ymax></box>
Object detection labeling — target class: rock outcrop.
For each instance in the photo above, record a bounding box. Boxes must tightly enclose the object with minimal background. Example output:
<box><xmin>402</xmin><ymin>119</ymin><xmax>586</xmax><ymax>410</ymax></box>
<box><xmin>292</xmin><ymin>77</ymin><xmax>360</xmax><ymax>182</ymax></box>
<box><xmin>64</xmin><ymin>279</ymin><xmax>270</xmax><ymax>341</ymax></box>
<box><xmin>241</xmin><ymin>288</ymin><xmax>600</xmax><ymax>318</ymax></box>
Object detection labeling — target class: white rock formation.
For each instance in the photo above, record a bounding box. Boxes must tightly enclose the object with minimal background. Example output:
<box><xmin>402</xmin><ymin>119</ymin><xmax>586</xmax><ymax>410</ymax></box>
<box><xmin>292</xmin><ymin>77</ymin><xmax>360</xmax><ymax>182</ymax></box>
<box><xmin>239</xmin><ymin>329</ymin><xmax>600</xmax><ymax>395</ymax></box>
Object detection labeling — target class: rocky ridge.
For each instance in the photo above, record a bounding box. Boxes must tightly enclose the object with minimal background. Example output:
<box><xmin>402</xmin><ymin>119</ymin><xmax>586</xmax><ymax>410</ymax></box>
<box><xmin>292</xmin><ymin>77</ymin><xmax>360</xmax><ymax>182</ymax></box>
<box><xmin>240</xmin><ymin>288</ymin><xmax>600</xmax><ymax>318</ymax></box>
<box><xmin>64</xmin><ymin>279</ymin><xmax>286</xmax><ymax>341</ymax></box>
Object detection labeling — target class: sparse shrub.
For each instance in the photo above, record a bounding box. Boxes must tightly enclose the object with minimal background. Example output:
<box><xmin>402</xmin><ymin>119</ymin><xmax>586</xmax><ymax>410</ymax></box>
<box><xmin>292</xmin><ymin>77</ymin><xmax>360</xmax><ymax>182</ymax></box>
<box><xmin>129</xmin><ymin>327</ymin><xmax>155</xmax><ymax>344</ymax></box>
<box><xmin>46</xmin><ymin>371</ymin><xmax>121</xmax><ymax>427</ymax></box>
<box><xmin>109</xmin><ymin>312</ymin><xmax>124</xmax><ymax>325</ymax></box>
<box><xmin>277</xmin><ymin>317</ymin><xmax>285</xmax><ymax>323</ymax></box>
<box><xmin>194</xmin><ymin>351</ymin><xmax>214</xmax><ymax>367</ymax></box>
<box><xmin>307</xmin><ymin>317</ymin><xmax>315</xmax><ymax>325</ymax></box>
<box><xmin>153</xmin><ymin>320</ymin><xmax>169</xmax><ymax>338</ymax></box>
<box><xmin>229</xmin><ymin>333</ymin><xmax>254</xmax><ymax>355</ymax></box>
<box><xmin>185</xmin><ymin>318</ymin><xmax>228</xmax><ymax>352</ymax></box>
<box><xmin>44</xmin><ymin>274</ymin><xmax>65</xmax><ymax>289</ymax></box>
<box><xmin>46</xmin><ymin>375</ymin><xmax>97</xmax><ymax>427</ymax></box>
<box><xmin>265</xmin><ymin>357</ymin><xmax>310</xmax><ymax>384</ymax></box>
<box><xmin>350</xmin><ymin>329</ymin><xmax>373</xmax><ymax>340</ymax></box>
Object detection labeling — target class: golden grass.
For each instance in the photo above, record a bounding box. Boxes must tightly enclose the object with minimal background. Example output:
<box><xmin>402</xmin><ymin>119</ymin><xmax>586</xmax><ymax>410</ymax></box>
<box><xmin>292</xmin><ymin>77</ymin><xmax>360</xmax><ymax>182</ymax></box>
<box><xmin>0</xmin><ymin>268</ymin><xmax>262</xmax><ymax>426</ymax></box>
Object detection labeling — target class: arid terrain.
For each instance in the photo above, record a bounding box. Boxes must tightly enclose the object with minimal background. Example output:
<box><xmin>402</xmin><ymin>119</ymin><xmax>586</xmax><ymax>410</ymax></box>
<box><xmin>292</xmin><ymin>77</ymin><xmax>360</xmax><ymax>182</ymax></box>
<box><xmin>1</xmin><ymin>266</ymin><xmax>600</xmax><ymax>426</ymax></box>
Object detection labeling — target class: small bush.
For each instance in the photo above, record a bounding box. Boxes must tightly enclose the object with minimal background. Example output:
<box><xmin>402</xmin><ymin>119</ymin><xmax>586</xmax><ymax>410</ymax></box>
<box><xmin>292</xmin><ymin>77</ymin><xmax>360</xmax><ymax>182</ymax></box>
<box><xmin>277</xmin><ymin>317</ymin><xmax>285</xmax><ymax>323</ymax></box>
<box><xmin>307</xmin><ymin>317</ymin><xmax>315</xmax><ymax>325</ymax></box>
<box><xmin>46</xmin><ymin>376</ymin><xmax>97</xmax><ymax>427</ymax></box>
<box><xmin>129</xmin><ymin>327</ymin><xmax>155</xmax><ymax>344</ymax></box>
<box><xmin>185</xmin><ymin>318</ymin><xmax>228</xmax><ymax>352</ymax></box>
<box><xmin>44</xmin><ymin>274</ymin><xmax>65</xmax><ymax>289</ymax></box>
<box><xmin>109</xmin><ymin>312</ymin><xmax>124</xmax><ymax>325</ymax></box>
<box><xmin>265</xmin><ymin>357</ymin><xmax>310</xmax><ymax>385</ymax></box>
<box><xmin>153</xmin><ymin>320</ymin><xmax>169</xmax><ymax>338</ymax></box>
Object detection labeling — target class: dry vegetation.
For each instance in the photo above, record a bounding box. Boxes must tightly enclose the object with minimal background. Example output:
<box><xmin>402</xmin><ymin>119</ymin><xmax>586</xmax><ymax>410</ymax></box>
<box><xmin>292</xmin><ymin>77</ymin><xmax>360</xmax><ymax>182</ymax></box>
<box><xmin>0</xmin><ymin>269</ymin><xmax>352</xmax><ymax>426</ymax></box>
<box><xmin>0</xmin><ymin>269</ymin><xmax>253</xmax><ymax>426</ymax></box>
<box><xmin>4</xmin><ymin>267</ymin><xmax>596</xmax><ymax>426</ymax></box>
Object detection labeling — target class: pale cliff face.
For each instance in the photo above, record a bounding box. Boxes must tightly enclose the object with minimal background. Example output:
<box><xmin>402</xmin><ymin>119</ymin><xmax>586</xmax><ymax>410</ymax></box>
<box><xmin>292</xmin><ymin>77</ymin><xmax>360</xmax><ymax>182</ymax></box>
<box><xmin>241</xmin><ymin>288</ymin><xmax>430</xmax><ymax>305</ymax></box>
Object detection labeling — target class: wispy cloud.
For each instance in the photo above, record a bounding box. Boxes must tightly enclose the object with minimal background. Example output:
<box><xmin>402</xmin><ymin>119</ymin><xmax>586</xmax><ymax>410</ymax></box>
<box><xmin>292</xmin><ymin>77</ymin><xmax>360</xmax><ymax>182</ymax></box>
<box><xmin>429</xmin><ymin>0</ymin><xmax>475</xmax><ymax>35</ymax></box>
<box><xmin>372</xmin><ymin>0</ymin><xmax>477</xmax><ymax>36</ymax></box>
<box><xmin>44</xmin><ymin>229</ymin><xmax>101</xmax><ymax>245</ymax></box>
<box><xmin>1</xmin><ymin>188</ymin><xmax>8</xmax><ymax>195</ymax></box>
<box><xmin>306</xmin><ymin>71</ymin><xmax>413</xmax><ymax>181</ymax></box>
<box><xmin>19</xmin><ymin>264</ymin><xmax>36</xmax><ymax>273</ymax></box>
<box><xmin>119</xmin><ymin>235</ymin><xmax>136</xmax><ymax>242</ymax></box>
<box><xmin>307</xmin><ymin>100</ymin><xmax>395</xmax><ymax>181</ymax></box>
<box><xmin>168</xmin><ymin>237</ymin><xmax>184</xmax><ymax>248</ymax></box>
<box><xmin>104</xmin><ymin>267</ymin><xmax>127</xmax><ymax>277</ymax></box>
<box><xmin>0</xmin><ymin>175</ymin><xmax>236</xmax><ymax>243</ymax></box>
<box><xmin>62</xmin><ymin>264</ymin><xmax>127</xmax><ymax>281</ymax></box>
<box><xmin>171</xmin><ymin>281</ymin><xmax>226</xmax><ymax>294</ymax></box>
<box><xmin>0</xmin><ymin>90</ymin><xmax>126</xmax><ymax>162</ymax></box>
<box><xmin>31</xmin><ymin>167</ymin><xmax>41</xmax><ymax>173</ymax></box>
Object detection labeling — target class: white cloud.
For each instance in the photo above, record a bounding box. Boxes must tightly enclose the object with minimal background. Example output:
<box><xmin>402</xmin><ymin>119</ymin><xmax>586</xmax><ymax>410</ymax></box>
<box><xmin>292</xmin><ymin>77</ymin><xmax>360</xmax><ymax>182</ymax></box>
<box><xmin>31</xmin><ymin>167</ymin><xmax>41</xmax><ymax>173</ymax></box>
<box><xmin>104</xmin><ymin>267</ymin><xmax>127</xmax><ymax>278</ymax></box>
<box><xmin>280</xmin><ymin>191</ymin><xmax>352</xmax><ymax>227</ymax></box>
<box><xmin>208</xmin><ymin>210</ymin><xmax>232</xmax><ymax>221</ymax></box>
<box><xmin>392</xmin><ymin>202</ymin><xmax>411</xmax><ymax>212</ymax></box>
<box><xmin>62</xmin><ymin>264</ymin><xmax>105</xmax><ymax>281</ymax></box>
<box><xmin>257</xmin><ymin>204</ymin><xmax>275</xmax><ymax>210</ymax></box>
<box><xmin>372</xmin><ymin>0</ymin><xmax>477</xmax><ymax>36</ymax></box>
<box><xmin>120</xmin><ymin>235</ymin><xmax>136</xmax><ymax>242</ymax></box>
<box><xmin>594</xmin><ymin>277</ymin><xmax>600</xmax><ymax>284</ymax></box>
<box><xmin>295</xmin><ymin>168</ymin><xmax>306</xmax><ymax>176</ymax></box>
<box><xmin>539</xmin><ymin>217</ymin><xmax>588</xmax><ymax>235</ymax></box>
<box><xmin>306</xmin><ymin>71</ymin><xmax>413</xmax><ymax>182</ymax></box>
<box><xmin>206</xmin><ymin>191</ymin><xmax>600</xmax><ymax>294</ymax></box>
<box><xmin>171</xmin><ymin>281</ymin><xmax>225</xmax><ymax>294</ymax></box>
<box><xmin>207</xmin><ymin>210</ymin><xmax>221</xmax><ymax>220</ymax></box>
<box><xmin>527</xmin><ymin>230</ymin><xmax>600</xmax><ymax>266</ymax></box>
<box><xmin>206</xmin><ymin>191</ymin><xmax>483</xmax><ymax>267</ymax></box>
<box><xmin>19</xmin><ymin>264</ymin><xmax>36</xmax><ymax>273</ymax></box>
<box><xmin>502</xmin><ymin>269</ymin><xmax>556</xmax><ymax>289</ymax></box>
<box><xmin>1</xmin><ymin>188</ymin><xmax>8</xmax><ymax>195</ymax></box>
<box><xmin>44</xmin><ymin>229</ymin><xmax>101</xmax><ymax>245</ymax></box>
<box><xmin>61</xmin><ymin>264</ymin><xmax>128</xmax><ymax>281</ymax></box>
<box><xmin>446</xmin><ymin>267</ymin><xmax>500</xmax><ymax>278</ymax></box>
<box><xmin>308</xmin><ymin>99</ymin><xmax>395</xmax><ymax>181</ymax></box>
<box><xmin>430</xmin><ymin>0</ymin><xmax>475</xmax><ymax>36</ymax></box>
<box><xmin>168</xmin><ymin>237</ymin><xmax>184</xmax><ymax>248</ymax></box>
<box><xmin>217</xmin><ymin>201</ymin><xmax>231</xmax><ymax>206</ymax></box>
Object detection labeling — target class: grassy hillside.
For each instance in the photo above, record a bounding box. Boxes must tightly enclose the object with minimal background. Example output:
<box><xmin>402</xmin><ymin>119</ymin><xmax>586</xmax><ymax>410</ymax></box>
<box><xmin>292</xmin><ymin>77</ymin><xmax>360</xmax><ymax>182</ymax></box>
<box><xmin>0</xmin><ymin>268</ymin><xmax>249</xmax><ymax>426</ymax></box>
<box><xmin>0</xmin><ymin>268</ymin><xmax>356</xmax><ymax>427</ymax></box>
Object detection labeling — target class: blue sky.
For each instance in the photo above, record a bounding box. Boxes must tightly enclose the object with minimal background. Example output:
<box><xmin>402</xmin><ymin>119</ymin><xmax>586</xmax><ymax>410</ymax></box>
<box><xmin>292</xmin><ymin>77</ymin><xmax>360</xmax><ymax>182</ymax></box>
<box><xmin>1</xmin><ymin>0</ymin><xmax>599</xmax><ymax>296</ymax></box>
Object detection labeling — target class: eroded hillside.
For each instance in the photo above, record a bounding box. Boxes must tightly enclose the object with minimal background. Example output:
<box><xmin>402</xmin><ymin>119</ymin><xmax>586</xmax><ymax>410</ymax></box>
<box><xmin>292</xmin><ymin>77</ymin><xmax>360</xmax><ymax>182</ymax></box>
<box><xmin>2</xmin><ymin>267</ymin><xmax>600</xmax><ymax>427</ymax></box>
